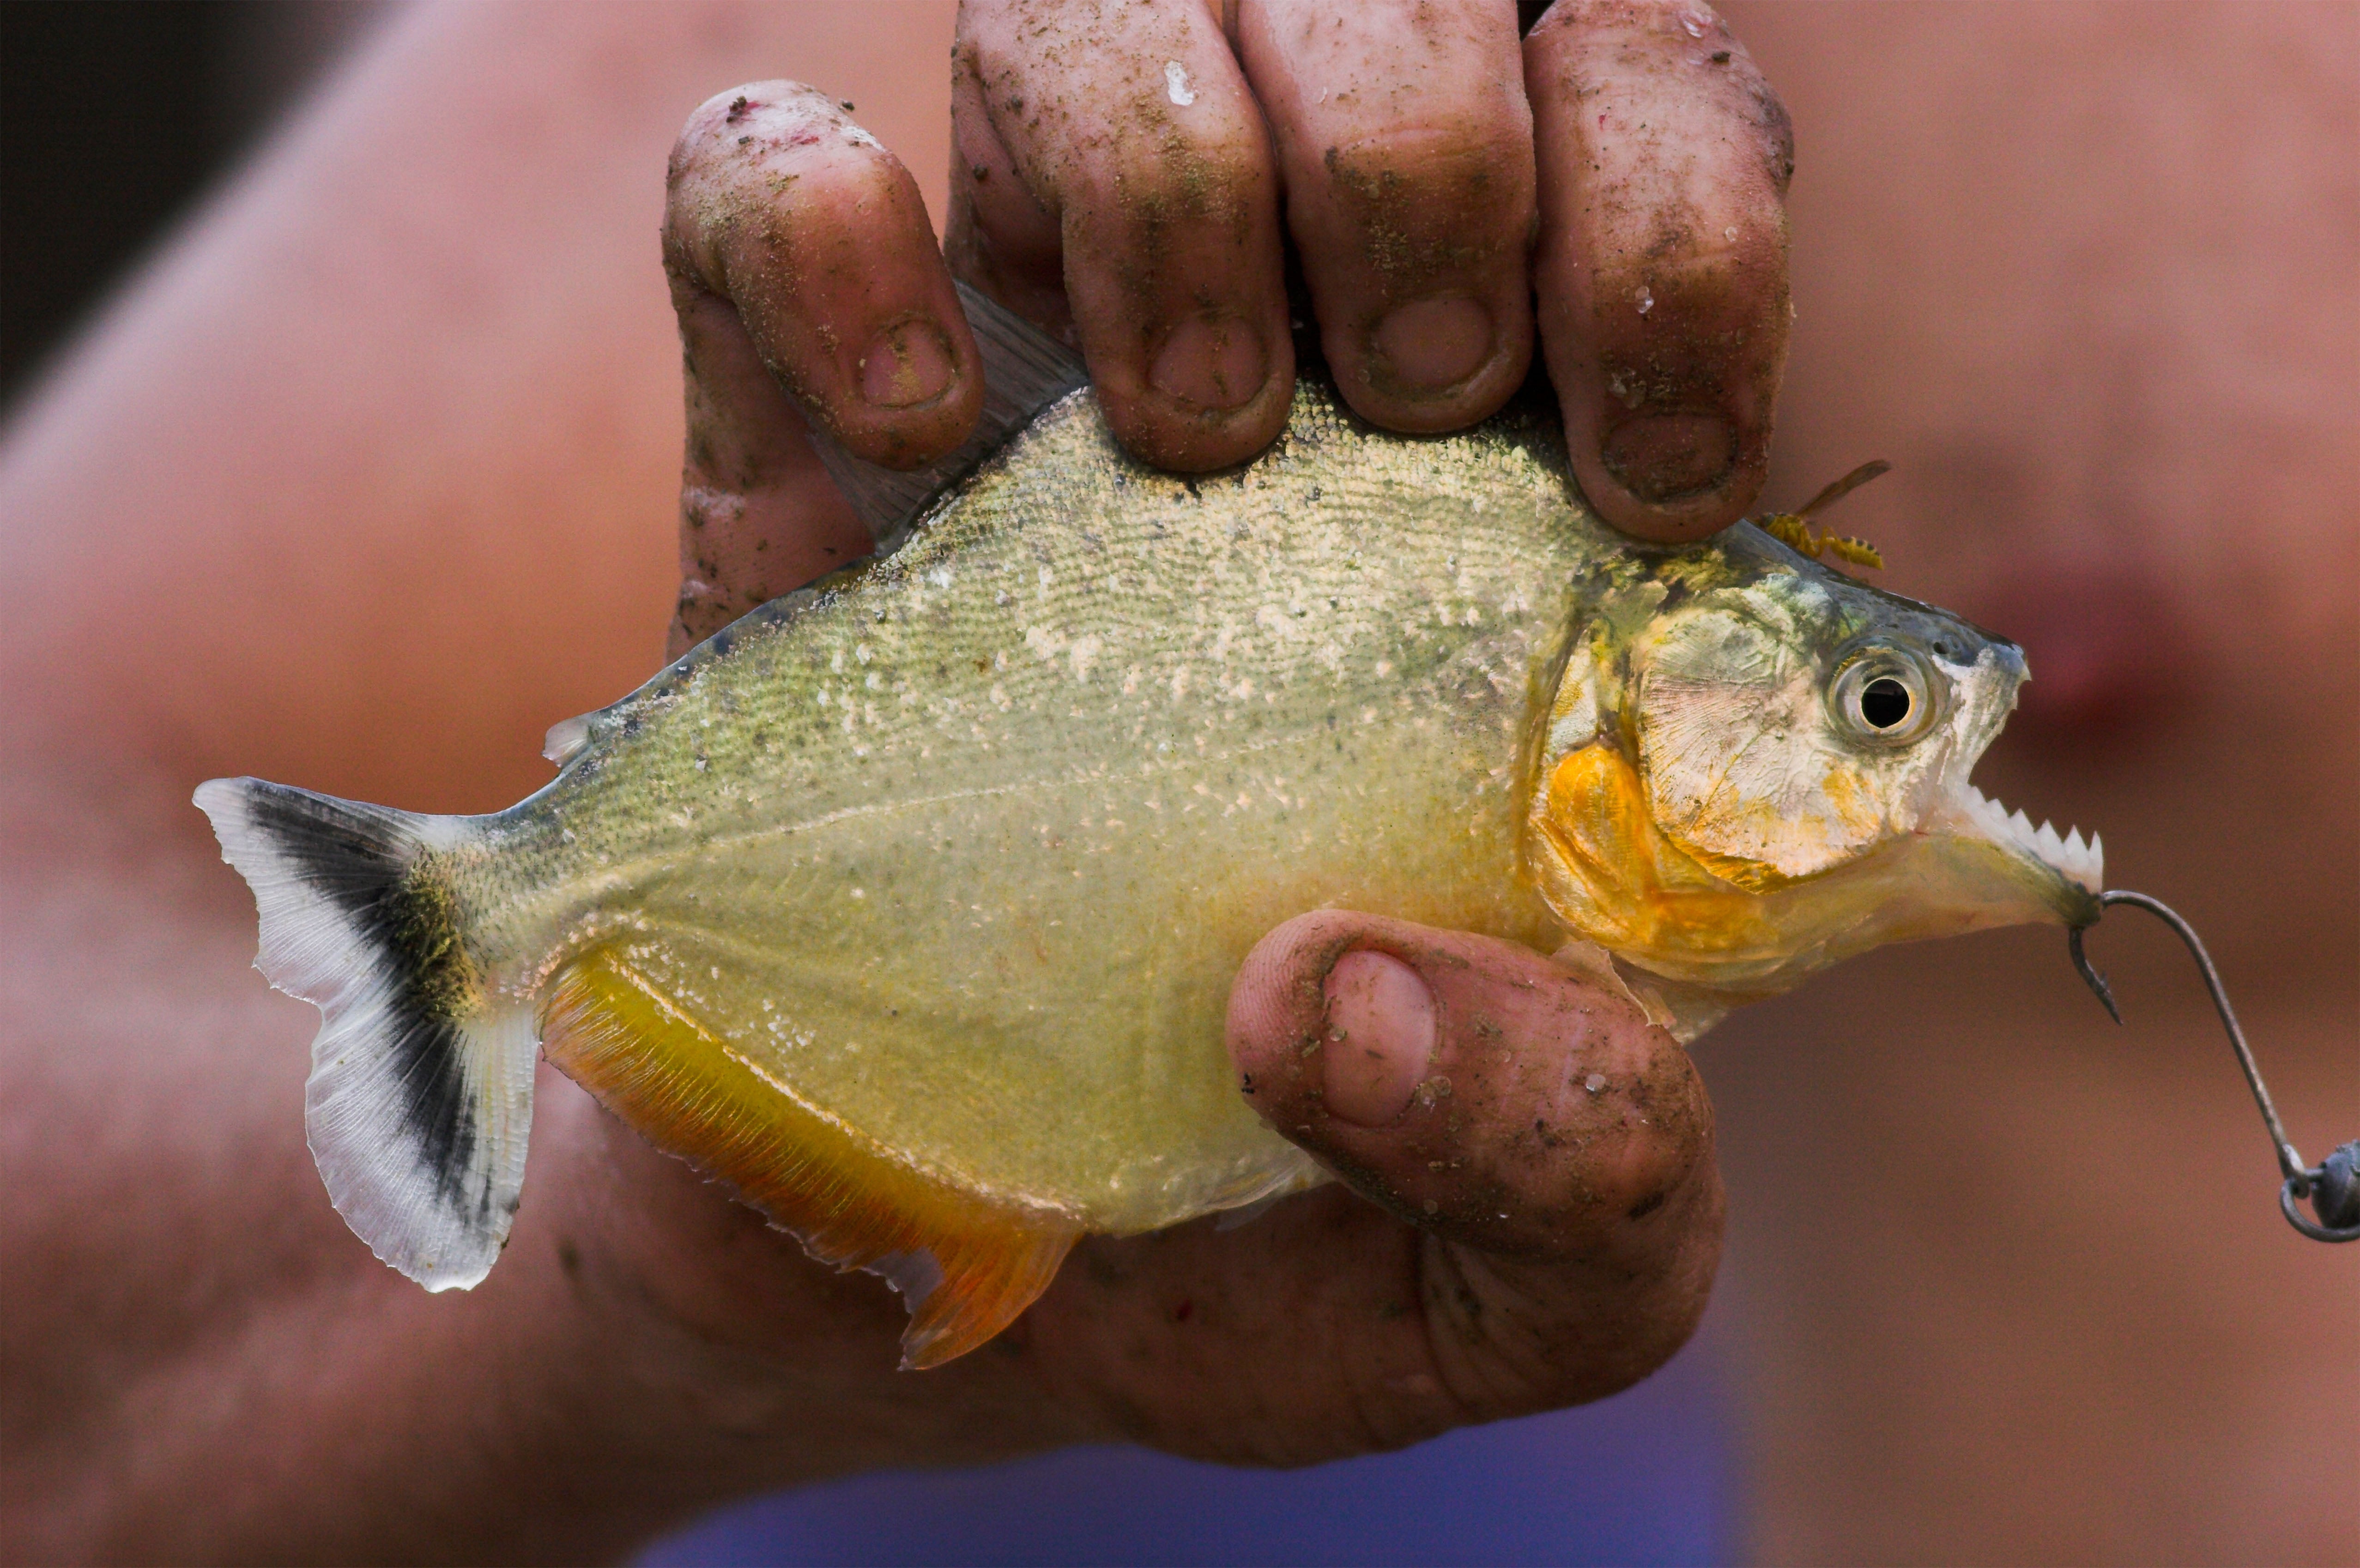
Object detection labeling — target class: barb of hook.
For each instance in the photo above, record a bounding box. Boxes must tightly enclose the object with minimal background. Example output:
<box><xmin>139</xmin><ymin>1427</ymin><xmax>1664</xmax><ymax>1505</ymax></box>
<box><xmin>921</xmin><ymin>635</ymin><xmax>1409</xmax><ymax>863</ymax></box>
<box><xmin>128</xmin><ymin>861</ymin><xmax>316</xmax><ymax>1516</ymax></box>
<box><xmin>2070</xmin><ymin>890</ymin><xmax>2358</xmax><ymax>1243</ymax></box>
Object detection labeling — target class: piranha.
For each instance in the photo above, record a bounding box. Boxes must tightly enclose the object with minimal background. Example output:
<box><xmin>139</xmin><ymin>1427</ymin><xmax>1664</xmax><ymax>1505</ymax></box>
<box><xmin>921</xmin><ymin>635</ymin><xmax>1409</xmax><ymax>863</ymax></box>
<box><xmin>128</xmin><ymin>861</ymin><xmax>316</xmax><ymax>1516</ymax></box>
<box><xmin>197</xmin><ymin>289</ymin><xmax>2102</xmax><ymax>1366</ymax></box>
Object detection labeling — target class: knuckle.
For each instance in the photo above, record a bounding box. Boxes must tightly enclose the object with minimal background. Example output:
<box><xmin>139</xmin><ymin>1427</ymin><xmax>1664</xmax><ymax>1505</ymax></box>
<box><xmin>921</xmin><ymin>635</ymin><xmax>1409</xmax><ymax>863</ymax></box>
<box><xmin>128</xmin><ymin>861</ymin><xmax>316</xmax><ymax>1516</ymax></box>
<box><xmin>1583</xmin><ymin>1051</ymin><xmax>1713</xmax><ymax>1223</ymax></box>
<box><xmin>1071</xmin><ymin>115</ymin><xmax>1274</xmax><ymax>247</ymax></box>
<box><xmin>1313</xmin><ymin>125</ymin><xmax>1534</xmax><ymax>291</ymax></box>
<box><xmin>672</xmin><ymin>81</ymin><xmax>798</xmax><ymax>174</ymax></box>
<box><xmin>670</xmin><ymin>83</ymin><xmax>904</xmax><ymax>228</ymax></box>
<box><xmin>1531</xmin><ymin>0</ymin><xmax>1791</xmax><ymax>196</ymax></box>
<box><xmin>1541</xmin><ymin>0</ymin><xmax>1723</xmax><ymax>40</ymax></box>
<box><xmin>1133</xmin><ymin>153</ymin><xmax>1269</xmax><ymax>240</ymax></box>
<box><xmin>1463</xmin><ymin>1019</ymin><xmax>1713</xmax><ymax>1237</ymax></box>
<box><xmin>1594</xmin><ymin>233</ymin><xmax>1784</xmax><ymax>344</ymax></box>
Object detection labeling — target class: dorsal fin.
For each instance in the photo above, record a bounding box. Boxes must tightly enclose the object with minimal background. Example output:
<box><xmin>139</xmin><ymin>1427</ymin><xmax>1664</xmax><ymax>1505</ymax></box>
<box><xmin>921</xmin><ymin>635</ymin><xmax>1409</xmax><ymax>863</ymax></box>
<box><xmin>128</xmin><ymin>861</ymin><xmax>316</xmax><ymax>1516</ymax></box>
<box><xmin>811</xmin><ymin>280</ymin><xmax>1088</xmax><ymax>555</ymax></box>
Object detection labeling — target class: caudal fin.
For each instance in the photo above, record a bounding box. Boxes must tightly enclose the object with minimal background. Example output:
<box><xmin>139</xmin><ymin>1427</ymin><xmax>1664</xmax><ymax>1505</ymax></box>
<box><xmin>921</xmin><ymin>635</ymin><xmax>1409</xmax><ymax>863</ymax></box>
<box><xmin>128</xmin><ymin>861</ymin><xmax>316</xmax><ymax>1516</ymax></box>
<box><xmin>194</xmin><ymin>778</ymin><xmax>535</xmax><ymax>1290</ymax></box>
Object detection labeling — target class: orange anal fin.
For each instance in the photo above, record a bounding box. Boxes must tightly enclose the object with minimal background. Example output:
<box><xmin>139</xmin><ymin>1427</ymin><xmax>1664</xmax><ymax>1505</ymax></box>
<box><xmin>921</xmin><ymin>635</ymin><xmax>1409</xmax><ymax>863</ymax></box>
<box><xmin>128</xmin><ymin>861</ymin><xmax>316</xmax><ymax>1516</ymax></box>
<box><xmin>540</xmin><ymin>950</ymin><xmax>1080</xmax><ymax>1369</ymax></box>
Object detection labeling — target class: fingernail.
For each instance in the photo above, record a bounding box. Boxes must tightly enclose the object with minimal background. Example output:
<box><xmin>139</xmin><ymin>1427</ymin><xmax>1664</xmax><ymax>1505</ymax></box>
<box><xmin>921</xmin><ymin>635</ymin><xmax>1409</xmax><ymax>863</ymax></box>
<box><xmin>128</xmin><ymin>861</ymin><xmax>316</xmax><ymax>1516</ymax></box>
<box><xmin>1148</xmin><ymin>312</ymin><xmax>1268</xmax><ymax>410</ymax></box>
<box><xmin>859</xmin><ymin>318</ymin><xmax>955</xmax><ymax>409</ymax></box>
<box><xmin>1371</xmin><ymin>297</ymin><xmax>1493</xmax><ymax>392</ymax></box>
<box><xmin>1600</xmin><ymin>413</ymin><xmax>1737</xmax><ymax>504</ymax></box>
<box><xmin>1322</xmin><ymin>951</ymin><xmax>1436</xmax><ymax>1126</ymax></box>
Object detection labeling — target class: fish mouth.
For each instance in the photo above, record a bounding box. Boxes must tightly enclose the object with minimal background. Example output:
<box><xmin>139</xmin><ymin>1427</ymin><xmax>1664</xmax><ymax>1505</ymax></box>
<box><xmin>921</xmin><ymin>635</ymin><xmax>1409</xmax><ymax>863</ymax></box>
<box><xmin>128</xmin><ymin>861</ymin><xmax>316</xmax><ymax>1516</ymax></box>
<box><xmin>1932</xmin><ymin>777</ymin><xmax>2106</xmax><ymax>925</ymax></box>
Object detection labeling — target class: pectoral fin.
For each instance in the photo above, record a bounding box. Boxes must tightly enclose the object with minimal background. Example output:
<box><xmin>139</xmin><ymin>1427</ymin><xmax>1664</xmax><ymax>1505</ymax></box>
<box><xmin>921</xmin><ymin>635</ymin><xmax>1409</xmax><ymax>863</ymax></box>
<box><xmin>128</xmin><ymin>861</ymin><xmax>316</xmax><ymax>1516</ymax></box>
<box><xmin>539</xmin><ymin>949</ymin><xmax>1080</xmax><ymax>1369</ymax></box>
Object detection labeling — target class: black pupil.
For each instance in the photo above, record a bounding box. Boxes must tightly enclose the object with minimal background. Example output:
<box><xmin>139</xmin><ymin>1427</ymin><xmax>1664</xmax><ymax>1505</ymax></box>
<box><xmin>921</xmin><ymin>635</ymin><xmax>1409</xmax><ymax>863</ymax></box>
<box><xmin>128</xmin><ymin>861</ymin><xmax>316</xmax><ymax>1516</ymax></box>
<box><xmin>1860</xmin><ymin>677</ymin><xmax>1912</xmax><ymax>730</ymax></box>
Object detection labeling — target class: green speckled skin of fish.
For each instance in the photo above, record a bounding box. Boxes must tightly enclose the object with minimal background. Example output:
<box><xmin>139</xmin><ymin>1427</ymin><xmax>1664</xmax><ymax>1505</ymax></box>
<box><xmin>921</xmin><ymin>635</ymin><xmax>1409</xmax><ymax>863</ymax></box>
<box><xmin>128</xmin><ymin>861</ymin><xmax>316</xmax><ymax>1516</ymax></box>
<box><xmin>197</xmin><ymin>369</ymin><xmax>2101</xmax><ymax>1367</ymax></box>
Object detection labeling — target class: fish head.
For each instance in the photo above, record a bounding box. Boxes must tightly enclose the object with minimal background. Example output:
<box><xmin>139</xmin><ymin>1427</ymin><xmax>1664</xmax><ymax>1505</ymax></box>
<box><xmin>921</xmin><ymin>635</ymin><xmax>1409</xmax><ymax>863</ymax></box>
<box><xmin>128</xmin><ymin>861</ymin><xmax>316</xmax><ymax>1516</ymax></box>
<box><xmin>1529</xmin><ymin>525</ymin><xmax>2102</xmax><ymax>994</ymax></box>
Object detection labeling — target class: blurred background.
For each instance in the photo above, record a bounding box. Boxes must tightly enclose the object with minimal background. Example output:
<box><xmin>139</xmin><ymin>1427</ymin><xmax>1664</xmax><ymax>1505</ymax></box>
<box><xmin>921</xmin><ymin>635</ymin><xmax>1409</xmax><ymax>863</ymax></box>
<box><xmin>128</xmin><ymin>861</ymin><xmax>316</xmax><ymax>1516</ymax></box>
<box><xmin>6</xmin><ymin>5</ymin><xmax>2351</xmax><ymax>1565</ymax></box>
<box><xmin>3</xmin><ymin>2</ymin><xmax>393</xmax><ymax>408</ymax></box>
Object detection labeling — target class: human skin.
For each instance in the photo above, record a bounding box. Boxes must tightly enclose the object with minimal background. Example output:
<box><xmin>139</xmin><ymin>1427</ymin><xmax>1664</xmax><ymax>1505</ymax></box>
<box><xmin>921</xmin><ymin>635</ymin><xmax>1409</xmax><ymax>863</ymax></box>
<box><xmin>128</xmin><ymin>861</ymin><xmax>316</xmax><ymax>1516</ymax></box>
<box><xmin>666</xmin><ymin>0</ymin><xmax>1791</xmax><ymax>649</ymax></box>
<box><xmin>0</xmin><ymin>3</ymin><xmax>2351</xmax><ymax>1566</ymax></box>
<box><xmin>0</xmin><ymin>2</ymin><xmax>1744</xmax><ymax>1562</ymax></box>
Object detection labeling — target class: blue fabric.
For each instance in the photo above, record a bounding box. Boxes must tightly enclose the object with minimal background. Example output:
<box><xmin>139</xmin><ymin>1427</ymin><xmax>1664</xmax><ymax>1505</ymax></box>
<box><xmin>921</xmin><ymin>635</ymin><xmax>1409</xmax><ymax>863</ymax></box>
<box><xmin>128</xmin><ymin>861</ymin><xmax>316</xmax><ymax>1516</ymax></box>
<box><xmin>639</xmin><ymin>1329</ymin><xmax>1735</xmax><ymax>1568</ymax></box>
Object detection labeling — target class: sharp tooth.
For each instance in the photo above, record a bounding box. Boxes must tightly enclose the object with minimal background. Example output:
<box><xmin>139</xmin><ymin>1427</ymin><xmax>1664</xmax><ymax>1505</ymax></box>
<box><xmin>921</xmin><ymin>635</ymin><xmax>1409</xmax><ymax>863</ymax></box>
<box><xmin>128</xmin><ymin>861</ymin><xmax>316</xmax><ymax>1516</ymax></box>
<box><xmin>2009</xmin><ymin>807</ymin><xmax>2035</xmax><ymax>843</ymax></box>
<box><xmin>2036</xmin><ymin>820</ymin><xmax>2062</xmax><ymax>858</ymax></box>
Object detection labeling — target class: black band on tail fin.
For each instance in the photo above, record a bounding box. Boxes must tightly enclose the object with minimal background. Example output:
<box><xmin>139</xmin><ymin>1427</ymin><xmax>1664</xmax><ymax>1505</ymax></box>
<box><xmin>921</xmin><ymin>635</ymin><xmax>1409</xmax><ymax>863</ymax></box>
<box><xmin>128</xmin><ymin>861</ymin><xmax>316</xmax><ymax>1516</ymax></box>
<box><xmin>194</xmin><ymin>778</ymin><xmax>534</xmax><ymax>1290</ymax></box>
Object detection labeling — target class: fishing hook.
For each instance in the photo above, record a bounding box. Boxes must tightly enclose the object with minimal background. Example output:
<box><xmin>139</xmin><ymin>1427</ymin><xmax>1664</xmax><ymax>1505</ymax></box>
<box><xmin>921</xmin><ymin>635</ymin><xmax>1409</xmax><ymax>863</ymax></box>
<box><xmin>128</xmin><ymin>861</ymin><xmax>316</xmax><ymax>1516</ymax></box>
<box><xmin>2070</xmin><ymin>890</ymin><xmax>2358</xmax><ymax>1243</ymax></box>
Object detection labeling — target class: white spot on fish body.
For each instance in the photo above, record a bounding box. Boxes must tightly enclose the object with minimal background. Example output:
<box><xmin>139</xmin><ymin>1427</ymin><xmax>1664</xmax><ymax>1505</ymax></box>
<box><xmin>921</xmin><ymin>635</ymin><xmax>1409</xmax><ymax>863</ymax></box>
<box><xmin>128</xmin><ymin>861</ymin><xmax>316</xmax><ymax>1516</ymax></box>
<box><xmin>1164</xmin><ymin>61</ymin><xmax>1197</xmax><ymax>105</ymax></box>
<box><xmin>1635</xmin><ymin>285</ymin><xmax>1655</xmax><ymax>315</ymax></box>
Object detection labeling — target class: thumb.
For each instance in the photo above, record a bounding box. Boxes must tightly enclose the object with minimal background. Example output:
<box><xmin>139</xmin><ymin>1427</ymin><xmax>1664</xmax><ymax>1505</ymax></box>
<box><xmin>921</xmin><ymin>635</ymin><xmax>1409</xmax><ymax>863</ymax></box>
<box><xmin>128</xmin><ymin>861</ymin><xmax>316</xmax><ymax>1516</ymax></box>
<box><xmin>1227</xmin><ymin>911</ymin><xmax>1720</xmax><ymax>1363</ymax></box>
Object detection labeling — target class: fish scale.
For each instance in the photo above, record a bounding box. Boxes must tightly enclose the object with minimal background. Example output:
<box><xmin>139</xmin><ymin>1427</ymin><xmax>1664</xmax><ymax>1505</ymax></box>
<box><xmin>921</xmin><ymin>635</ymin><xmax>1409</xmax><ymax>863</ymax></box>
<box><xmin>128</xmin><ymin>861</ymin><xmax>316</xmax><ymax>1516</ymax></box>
<box><xmin>512</xmin><ymin>381</ymin><xmax>1598</xmax><ymax>1230</ymax></box>
<box><xmin>196</xmin><ymin>295</ymin><xmax>2102</xmax><ymax>1365</ymax></box>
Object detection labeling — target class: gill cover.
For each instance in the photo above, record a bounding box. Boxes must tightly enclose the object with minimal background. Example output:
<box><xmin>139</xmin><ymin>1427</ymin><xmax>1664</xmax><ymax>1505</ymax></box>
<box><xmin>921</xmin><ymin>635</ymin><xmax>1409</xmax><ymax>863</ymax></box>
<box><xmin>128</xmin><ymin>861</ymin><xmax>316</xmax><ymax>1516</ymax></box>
<box><xmin>1522</xmin><ymin>520</ymin><xmax>2097</xmax><ymax>1010</ymax></box>
<box><xmin>1632</xmin><ymin>605</ymin><xmax>1961</xmax><ymax>891</ymax></box>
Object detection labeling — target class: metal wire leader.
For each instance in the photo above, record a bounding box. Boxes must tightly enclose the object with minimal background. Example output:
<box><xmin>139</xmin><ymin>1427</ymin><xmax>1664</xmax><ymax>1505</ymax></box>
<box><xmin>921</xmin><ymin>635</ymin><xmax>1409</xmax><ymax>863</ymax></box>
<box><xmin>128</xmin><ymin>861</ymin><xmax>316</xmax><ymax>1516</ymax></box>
<box><xmin>2070</xmin><ymin>890</ymin><xmax>2357</xmax><ymax>1243</ymax></box>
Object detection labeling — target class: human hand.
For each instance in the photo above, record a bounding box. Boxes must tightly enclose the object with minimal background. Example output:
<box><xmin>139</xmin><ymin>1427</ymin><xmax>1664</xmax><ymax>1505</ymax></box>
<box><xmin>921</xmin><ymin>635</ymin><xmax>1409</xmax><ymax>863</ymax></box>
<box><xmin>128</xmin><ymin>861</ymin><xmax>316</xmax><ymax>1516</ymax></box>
<box><xmin>617</xmin><ymin>0</ymin><xmax>1744</xmax><ymax>1511</ymax></box>
<box><xmin>947</xmin><ymin>0</ymin><xmax>1792</xmax><ymax>526</ymax></box>
<box><xmin>662</xmin><ymin>1</ymin><xmax>1794</xmax><ymax>654</ymax></box>
<box><xmin>539</xmin><ymin>913</ymin><xmax>1718</xmax><ymax>1496</ymax></box>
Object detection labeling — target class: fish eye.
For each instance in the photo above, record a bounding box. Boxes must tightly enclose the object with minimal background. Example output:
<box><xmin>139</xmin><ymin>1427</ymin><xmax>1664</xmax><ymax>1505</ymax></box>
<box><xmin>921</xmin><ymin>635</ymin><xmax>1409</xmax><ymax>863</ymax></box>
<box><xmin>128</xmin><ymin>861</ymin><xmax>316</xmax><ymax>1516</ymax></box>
<box><xmin>1860</xmin><ymin>677</ymin><xmax>1912</xmax><ymax>730</ymax></box>
<box><xmin>1829</xmin><ymin>649</ymin><xmax>1938</xmax><ymax>744</ymax></box>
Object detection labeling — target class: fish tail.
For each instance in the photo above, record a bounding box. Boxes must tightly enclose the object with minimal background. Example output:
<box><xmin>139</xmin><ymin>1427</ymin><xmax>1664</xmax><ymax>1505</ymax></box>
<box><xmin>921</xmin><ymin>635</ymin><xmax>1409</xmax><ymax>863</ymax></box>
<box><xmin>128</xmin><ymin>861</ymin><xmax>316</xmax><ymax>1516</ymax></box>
<box><xmin>194</xmin><ymin>778</ymin><xmax>534</xmax><ymax>1291</ymax></box>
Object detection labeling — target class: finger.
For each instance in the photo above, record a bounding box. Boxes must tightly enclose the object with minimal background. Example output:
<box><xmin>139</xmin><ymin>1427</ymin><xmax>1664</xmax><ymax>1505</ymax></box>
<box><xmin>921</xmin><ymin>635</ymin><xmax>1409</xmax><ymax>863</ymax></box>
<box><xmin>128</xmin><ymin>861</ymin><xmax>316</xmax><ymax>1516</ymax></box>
<box><xmin>1525</xmin><ymin>1</ymin><xmax>1793</xmax><ymax>542</ymax></box>
<box><xmin>1234</xmin><ymin>0</ymin><xmax>1537</xmax><ymax>432</ymax></box>
<box><xmin>667</xmin><ymin>286</ymin><xmax>869</xmax><ymax>658</ymax></box>
<box><xmin>666</xmin><ymin>83</ymin><xmax>984</xmax><ymax>469</ymax></box>
<box><xmin>1230</xmin><ymin>911</ymin><xmax>1723</xmax><ymax>1420</ymax></box>
<box><xmin>944</xmin><ymin>42</ymin><xmax>1071</xmax><ymax>342</ymax></box>
<box><xmin>1227</xmin><ymin>911</ymin><xmax>1716</xmax><ymax>1267</ymax></box>
<box><xmin>954</xmin><ymin>2</ymin><xmax>1295</xmax><ymax>471</ymax></box>
<box><xmin>1020</xmin><ymin>911</ymin><xmax>1719</xmax><ymax>1461</ymax></box>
